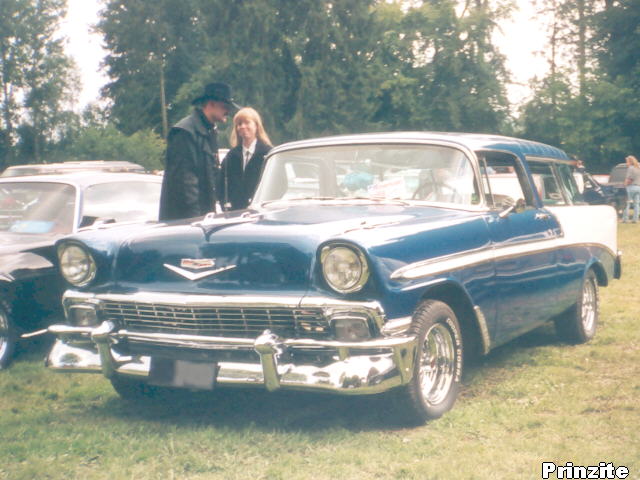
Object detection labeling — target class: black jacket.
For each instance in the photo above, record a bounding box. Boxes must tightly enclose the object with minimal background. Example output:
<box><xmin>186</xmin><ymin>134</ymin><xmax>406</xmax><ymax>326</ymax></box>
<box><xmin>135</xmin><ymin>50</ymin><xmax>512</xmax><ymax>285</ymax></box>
<box><xmin>159</xmin><ymin>109</ymin><xmax>219</xmax><ymax>221</ymax></box>
<box><xmin>219</xmin><ymin>140</ymin><xmax>271</xmax><ymax>210</ymax></box>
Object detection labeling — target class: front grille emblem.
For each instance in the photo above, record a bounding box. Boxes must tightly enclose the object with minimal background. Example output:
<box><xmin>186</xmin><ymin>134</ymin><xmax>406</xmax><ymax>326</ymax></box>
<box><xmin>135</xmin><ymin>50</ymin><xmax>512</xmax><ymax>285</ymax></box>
<box><xmin>181</xmin><ymin>258</ymin><xmax>215</xmax><ymax>269</ymax></box>
<box><xmin>164</xmin><ymin>260</ymin><xmax>236</xmax><ymax>281</ymax></box>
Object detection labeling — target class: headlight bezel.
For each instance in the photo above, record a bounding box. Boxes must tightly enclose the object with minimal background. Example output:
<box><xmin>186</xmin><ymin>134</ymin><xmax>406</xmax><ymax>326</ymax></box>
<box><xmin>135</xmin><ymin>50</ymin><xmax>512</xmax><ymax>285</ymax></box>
<box><xmin>57</xmin><ymin>242</ymin><xmax>97</xmax><ymax>287</ymax></box>
<box><xmin>320</xmin><ymin>243</ymin><xmax>370</xmax><ymax>294</ymax></box>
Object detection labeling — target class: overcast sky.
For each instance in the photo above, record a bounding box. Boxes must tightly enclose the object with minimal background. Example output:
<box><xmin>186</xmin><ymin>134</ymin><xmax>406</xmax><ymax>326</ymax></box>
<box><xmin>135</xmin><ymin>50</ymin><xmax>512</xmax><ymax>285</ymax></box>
<box><xmin>59</xmin><ymin>0</ymin><xmax>550</xmax><ymax>109</ymax></box>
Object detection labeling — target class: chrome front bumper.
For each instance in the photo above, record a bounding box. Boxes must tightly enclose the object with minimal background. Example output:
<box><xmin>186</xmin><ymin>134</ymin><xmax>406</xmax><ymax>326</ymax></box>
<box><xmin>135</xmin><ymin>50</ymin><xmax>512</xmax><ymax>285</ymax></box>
<box><xmin>47</xmin><ymin>321</ymin><xmax>418</xmax><ymax>395</ymax></box>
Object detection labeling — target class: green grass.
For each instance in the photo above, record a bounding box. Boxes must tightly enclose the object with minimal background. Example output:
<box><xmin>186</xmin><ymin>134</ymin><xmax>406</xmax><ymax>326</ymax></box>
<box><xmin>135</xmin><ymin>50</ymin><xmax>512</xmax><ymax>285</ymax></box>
<box><xmin>2</xmin><ymin>227</ymin><xmax>639</xmax><ymax>480</ymax></box>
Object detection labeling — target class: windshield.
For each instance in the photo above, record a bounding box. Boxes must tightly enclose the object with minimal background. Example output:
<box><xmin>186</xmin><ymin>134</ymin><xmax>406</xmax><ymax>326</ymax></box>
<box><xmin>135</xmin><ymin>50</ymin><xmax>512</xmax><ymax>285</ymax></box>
<box><xmin>253</xmin><ymin>144</ymin><xmax>479</xmax><ymax>206</ymax></box>
<box><xmin>80</xmin><ymin>181</ymin><xmax>160</xmax><ymax>225</ymax></box>
<box><xmin>0</xmin><ymin>182</ymin><xmax>76</xmax><ymax>234</ymax></box>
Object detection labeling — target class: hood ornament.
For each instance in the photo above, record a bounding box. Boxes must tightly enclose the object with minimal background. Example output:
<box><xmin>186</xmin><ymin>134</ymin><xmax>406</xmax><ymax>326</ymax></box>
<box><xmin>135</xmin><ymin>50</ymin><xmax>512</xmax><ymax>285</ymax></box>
<box><xmin>164</xmin><ymin>259</ymin><xmax>236</xmax><ymax>281</ymax></box>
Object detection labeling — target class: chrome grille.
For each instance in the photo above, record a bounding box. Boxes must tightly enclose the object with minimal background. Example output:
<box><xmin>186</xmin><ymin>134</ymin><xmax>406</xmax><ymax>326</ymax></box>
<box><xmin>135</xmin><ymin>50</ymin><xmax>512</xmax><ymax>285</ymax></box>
<box><xmin>101</xmin><ymin>301</ymin><xmax>330</xmax><ymax>338</ymax></box>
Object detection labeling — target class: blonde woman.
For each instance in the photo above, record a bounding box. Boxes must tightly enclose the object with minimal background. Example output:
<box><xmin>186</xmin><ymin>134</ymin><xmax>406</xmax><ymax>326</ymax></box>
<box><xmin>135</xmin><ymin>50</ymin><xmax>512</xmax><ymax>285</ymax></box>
<box><xmin>219</xmin><ymin>107</ymin><xmax>273</xmax><ymax>210</ymax></box>
<box><xmin>623</xmin><ymin>155</ymin><xmax>640</xmax><ymax>223</ymax></box>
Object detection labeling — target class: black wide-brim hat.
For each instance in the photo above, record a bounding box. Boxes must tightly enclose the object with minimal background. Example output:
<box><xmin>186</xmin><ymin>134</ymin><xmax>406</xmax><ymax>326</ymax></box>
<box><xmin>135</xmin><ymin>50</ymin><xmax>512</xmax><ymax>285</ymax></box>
<box><xmin>191</xmin><ymin>82</ymin><xmax>241</xmax><ymax>110</ymax></box>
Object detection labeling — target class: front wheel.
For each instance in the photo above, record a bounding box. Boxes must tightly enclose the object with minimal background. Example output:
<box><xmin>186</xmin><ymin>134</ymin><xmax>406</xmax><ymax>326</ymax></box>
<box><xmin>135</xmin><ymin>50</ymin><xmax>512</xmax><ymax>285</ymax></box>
<box><xmin>0</xmin><ymin>301</ymin><xmax>17</xmax><ymax>370</ymax></box>
<box><xmin>396</xmin><ymin>300</ymin><xmax>463</xmax><ymax>424</ymax></box>
<box><xmin>555</xmin><ymin>269</ymin><xmax>599</xmax><ymax>344</ymax></box>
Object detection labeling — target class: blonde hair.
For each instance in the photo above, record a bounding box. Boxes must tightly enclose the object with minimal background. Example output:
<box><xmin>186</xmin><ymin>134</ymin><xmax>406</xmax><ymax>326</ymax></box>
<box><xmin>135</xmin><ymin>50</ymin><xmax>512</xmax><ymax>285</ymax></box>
<box><xmin>626</xmin><ymin>155</ymin><xmax>639</xmax><ymax>168</ymax></box>
<box><xmin>230</xmin><ymin>107</ymin><xmax>272</xmax><ymax>148</ymax></box>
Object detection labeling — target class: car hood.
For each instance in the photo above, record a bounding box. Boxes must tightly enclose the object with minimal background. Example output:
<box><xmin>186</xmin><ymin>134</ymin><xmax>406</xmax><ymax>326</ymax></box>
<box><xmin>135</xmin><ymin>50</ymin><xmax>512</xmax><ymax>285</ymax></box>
<box><xmin>72</xmin><ymin>203</ymin><xmax>487</xmax><ymax>294</ymax></box>
<box><xmin>0</xmin><ymin>232</ymin><xmax>60</xmax><ymax>277</ymax></box>
<box><xmin>0</xmin><ymin>232</ymin><xmax>58</xmax><ymax>255</ymax></box>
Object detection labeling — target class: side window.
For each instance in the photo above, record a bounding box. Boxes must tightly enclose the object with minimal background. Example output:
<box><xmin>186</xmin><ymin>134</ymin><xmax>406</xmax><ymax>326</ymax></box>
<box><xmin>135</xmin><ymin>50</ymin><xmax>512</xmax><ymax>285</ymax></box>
<box><xmin>528</xmin><ymin>161</ymin><xmax>567</xmax><ymax>205</ymax></box>
<box><xmin>556</xmin><ymin>164</ymin><xmax>584</xmax><ymax>204</ymax></box>
<box><xmin>479</xmin><ymin>152</ymin><xmax>535</xmax><ymax>209</ymax></box>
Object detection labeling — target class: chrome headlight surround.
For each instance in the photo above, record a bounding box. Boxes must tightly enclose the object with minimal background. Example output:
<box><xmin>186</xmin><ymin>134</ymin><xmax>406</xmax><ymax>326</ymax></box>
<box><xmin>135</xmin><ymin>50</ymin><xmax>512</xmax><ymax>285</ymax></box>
<box><xmin>57</xmin><ymin>243</ymin><xmax>97</xmax><ymax>287</ymax></box>
<box><xmin>320</xmin><ymin>244</ymin><xmax>370</xmax><ymax>294</ymax></box>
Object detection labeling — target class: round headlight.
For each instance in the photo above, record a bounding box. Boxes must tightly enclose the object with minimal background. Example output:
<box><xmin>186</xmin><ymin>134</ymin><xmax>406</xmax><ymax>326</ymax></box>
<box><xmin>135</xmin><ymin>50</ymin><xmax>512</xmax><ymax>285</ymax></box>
<box><xmin>321</xmin><ymin>245</ymin><xmax>369</xmax><ymax>294</ymax></box>
<box><xmin>58</xmin><ymin>244</ymin><xmax>96</xmax><ymax>286</ymax></box>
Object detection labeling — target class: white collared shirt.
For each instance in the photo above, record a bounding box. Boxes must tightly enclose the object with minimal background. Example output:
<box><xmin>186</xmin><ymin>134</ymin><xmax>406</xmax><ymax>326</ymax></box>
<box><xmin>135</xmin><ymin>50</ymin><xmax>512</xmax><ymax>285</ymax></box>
<box><xmin>242</xmin><ymin>139</ymin><xmax>257</xmax><ymax>170</ymax></box>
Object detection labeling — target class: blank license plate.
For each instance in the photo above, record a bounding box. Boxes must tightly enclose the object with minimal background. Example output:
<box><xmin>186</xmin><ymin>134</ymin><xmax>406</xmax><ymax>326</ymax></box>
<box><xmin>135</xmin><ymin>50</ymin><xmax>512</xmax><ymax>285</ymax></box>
<box><xmin>149</xmin><ymin>358</ymin><xmax>217</xmax><ymax>390</ymax></box>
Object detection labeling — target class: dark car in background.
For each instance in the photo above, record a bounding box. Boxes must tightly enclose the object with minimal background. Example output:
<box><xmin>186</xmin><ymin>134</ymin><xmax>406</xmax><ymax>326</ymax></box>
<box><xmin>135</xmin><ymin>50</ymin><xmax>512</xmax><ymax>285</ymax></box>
<box><xmin>573</xmin><ymin>166</ymin><xmax>626</xmax><ymax>214</ymax></box>
<box><xmin>1</xmin><ymin>160</ymin><xmax>146</xmax><ymax>178</ymax></box>
<box><xmin>608</xmin><ymin>163</ymin><xmax>628</xmax><ymax>187</ymax></box>
<box><xmin>602</xmin><ymin>163</ymin><xmax>630</xmax><ymax>216</ymax></box>
<box><xmin>0</xmin><ymin>172</ymin><xmax>162</xmax><ymax>368</ymax></box>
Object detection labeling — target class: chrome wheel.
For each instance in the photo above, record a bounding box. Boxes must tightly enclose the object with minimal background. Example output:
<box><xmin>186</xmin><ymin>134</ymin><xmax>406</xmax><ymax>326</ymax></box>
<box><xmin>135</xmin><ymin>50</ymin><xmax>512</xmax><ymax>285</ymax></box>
<box><xmin>0</xmin><ymin>302</ymin><xmax>16</xmax><ymax>369</ymax></box>
<box><xmin>395</xmin><ymin>300</ymin><xmax>462</xmax><ymax>424</ymax></box>
<box><xmin>581</xmin><ymin>275</ymin><xmax>598</xmax><ymax>334</ymax></box>
<box><xmin>419</xmin><ymin>322</ymin><xmax>456</xmax><ymax>406</ymax></box>
<box><xmin>0</xmin><ymin>309</ymin><xmax>8</xmax><ymax>361</ymax></box>
<box><xmin>555</xmin><ymin>269</ymin><xmax>599</xmax><ymax>344</ymax></box>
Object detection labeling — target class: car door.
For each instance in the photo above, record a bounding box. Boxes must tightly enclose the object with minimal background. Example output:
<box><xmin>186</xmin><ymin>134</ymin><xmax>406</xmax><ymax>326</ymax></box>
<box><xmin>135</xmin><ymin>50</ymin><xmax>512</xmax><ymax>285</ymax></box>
<box><xmin>480</xmin><ymin>152</ymin><xmax>561</xmax><ymax>345</ymax></box>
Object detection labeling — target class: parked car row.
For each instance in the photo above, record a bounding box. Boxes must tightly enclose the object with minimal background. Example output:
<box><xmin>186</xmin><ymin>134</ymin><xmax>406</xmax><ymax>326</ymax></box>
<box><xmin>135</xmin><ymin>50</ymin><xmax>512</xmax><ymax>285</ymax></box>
<box><xmin>19</xmin><ymin>132</ymin><xmax>619</xmax><ymax>424</ymax></box>
<box><xmin>0</xmin><ymin>172</ymin><xmax>162</xmax><ymax>368</ymax></box>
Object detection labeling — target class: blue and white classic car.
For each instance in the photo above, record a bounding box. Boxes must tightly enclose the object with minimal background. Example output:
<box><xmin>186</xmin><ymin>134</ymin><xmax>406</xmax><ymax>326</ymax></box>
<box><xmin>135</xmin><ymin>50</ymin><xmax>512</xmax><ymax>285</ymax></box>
<box><xmin>44</xmin><ymin>133</ymin><xmax>621</xmax><ymax>424</ymax></box>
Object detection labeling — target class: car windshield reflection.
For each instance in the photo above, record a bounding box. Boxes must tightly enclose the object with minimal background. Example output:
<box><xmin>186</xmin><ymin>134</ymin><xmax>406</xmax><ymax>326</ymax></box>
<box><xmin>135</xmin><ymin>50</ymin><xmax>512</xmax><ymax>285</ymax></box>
<box><xmin>254</xmin><ymin>144</ymin><xmax>479</xmax><ymax>206</ymax></box>
<box><xmin>0</xmin><ymin>182</ymin><xmax>76</xmax><ymax>234</ymax></box>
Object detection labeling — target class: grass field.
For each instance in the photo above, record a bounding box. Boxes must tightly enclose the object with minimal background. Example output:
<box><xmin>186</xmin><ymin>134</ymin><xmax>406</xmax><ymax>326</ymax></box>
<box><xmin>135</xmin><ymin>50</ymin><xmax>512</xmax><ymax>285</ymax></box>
<box><xmin>1</xmin><ymin>227</ymin><xmax>639</xmax><ymax>480</ymax></box>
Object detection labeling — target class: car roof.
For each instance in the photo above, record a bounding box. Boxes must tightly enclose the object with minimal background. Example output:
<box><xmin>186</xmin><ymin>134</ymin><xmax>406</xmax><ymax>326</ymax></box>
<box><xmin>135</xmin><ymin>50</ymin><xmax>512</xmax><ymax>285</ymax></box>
<box><xmin>269</xmin><ymin>131</ymin><xmax>570</xmax><ymax>161</ymax></box>
<box><xmin>0</xmin><ymin>160</ymin><xmax>146</xmax><ymax>177</ymax></box>
<box><xmin>0</xmin><ymin>171</ymin><xmax>162</xmax><ymax>188</ymax></box>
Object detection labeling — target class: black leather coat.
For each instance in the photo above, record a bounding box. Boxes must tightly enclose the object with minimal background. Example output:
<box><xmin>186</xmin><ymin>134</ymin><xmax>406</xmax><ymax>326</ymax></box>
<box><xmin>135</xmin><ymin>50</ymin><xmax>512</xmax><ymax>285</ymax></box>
<box><xmin>219</xmin><ymin>140</ymin><xmax>271</xmax><ymax>210</ymax></box>
<box><xmin>159</xmin><ymin>109</ymin><xmax>220</xmax><ymax>221</ymax></box>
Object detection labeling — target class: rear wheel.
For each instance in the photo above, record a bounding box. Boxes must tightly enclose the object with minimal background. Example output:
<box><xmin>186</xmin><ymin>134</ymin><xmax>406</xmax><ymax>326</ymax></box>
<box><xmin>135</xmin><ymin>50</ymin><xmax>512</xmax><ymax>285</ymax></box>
<box><xmin>396</xmin><ymin>300</ymin><xmax>463</xmax><ymax>424</ymax></box>
<box><xmin>555</xmin><ymin>269</ymin><xmax>599</xmax><ymax>344</ymax></box>
<box><xmin>0</xmin><ymin>301</ymin><xmax>17</xmax><ymax>370</ymax></box>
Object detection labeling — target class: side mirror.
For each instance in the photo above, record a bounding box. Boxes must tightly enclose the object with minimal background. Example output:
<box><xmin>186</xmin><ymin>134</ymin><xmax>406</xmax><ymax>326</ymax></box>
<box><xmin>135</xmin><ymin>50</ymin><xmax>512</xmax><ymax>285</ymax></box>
<box><xmin>80</xmin><ymin>216</ymin><xmax>116</xmax><ymax>228</ymax></box>
<box><xmin>93</xmin><ymin>218</ymin><xmax>116</xmax><ymax>226</ymax></box>
<box><xmin>498</xmin><ymin>198</ymin><xmax>526</xmax><ymax>218</ymax></box>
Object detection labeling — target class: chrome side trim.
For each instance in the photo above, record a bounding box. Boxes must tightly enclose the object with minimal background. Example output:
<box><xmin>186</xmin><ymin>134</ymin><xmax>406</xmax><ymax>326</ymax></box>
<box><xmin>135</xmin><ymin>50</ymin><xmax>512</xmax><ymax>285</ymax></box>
<box><xmin>392</xmin><ymin>238</ymin><xmax>555</xmax><ymax>280</ymax></box>
<box><xmin>391</xmin><ymin>239</ymin><xmax>616</xmax><ymax>281</ymax></box>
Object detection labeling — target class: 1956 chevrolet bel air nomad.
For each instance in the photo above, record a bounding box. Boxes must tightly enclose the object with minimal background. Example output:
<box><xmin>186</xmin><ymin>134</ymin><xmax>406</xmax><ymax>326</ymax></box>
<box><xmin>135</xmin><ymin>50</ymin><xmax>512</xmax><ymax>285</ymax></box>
<box><xmin>44</xmin><ymin>132</ymin><xmax>621</xmax><ymax>424</ymax></box>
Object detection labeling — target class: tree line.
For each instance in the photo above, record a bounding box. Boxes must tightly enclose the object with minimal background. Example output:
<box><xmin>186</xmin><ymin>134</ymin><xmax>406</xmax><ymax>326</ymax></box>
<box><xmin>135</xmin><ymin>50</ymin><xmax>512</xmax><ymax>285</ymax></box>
<box><xmin>0</xmin><ymin>0</ymin><xmax>638</xmax><ymax>173</ymax></box>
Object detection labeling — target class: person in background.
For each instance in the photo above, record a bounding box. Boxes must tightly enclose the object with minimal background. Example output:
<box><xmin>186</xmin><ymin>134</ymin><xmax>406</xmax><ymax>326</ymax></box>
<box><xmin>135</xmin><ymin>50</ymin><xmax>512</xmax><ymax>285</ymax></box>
<box><xmin>159</xmin><ymin>82</ymin><xmax>239</xmax><ymax>221</ymax></box>
<box><xmin>622</xmin><ymin>155</ymin><xmax>640</xmax><ymax>223</ymax></box>
<box><xmin>219</xmin><ymin>107</ymin><xmax>273</xmax><ymax>210</ymax></box>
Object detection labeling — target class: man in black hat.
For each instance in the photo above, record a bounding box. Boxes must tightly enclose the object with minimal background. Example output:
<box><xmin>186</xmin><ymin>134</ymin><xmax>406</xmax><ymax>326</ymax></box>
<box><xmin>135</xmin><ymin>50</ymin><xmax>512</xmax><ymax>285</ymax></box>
<box><xmin>159</xmin><ymin>82</ymin><xmax>240</xmax><ymax>221</ymax></box>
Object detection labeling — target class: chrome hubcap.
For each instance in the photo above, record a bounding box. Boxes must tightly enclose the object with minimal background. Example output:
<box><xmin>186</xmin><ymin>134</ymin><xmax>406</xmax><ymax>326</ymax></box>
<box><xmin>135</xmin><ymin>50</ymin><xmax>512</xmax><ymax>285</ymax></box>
<box><xmin>419</xmin><ymin>322</ymin><xmax>455</xmax><ymax>405</ymax></box>
<box><xmin>581</xmin><ymin>278</ymin><xmax>597</xmax><ymax>333</ymax></box>
<box><xmin>0</xmin><ymin>310</ymin><xmax>8</xmax><ymax>360</ymax></box>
